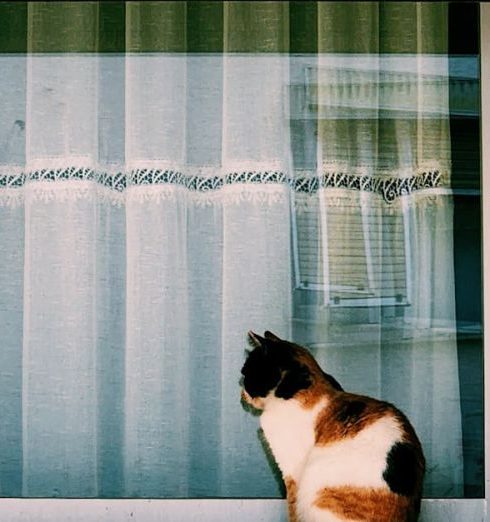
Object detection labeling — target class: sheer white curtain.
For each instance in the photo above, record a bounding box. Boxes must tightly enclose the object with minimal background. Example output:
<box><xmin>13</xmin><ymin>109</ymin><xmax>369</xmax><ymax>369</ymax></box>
<box><xmin>0</xmin><ymin>2</ymin><xmax>462</xmax><ymax>500</ymax></box>
<box><xmin>0</xmin><ymin>52</ymin><xmax>292</xmax><ymax>498</ymax></box>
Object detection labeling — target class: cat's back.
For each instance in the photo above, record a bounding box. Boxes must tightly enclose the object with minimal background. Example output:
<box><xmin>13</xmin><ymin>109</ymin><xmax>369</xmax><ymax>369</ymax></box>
<box><xmin>297</xmin><ymin>392</ymin><xmax>424</xmax><ymax>522</ymax></box>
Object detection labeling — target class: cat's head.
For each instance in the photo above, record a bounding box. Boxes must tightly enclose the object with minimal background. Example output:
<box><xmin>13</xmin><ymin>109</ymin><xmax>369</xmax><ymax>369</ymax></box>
<box><xmin>240</xmin><ymin>331</ymin><xmax>343</xmax><ymax>410</ymax></box>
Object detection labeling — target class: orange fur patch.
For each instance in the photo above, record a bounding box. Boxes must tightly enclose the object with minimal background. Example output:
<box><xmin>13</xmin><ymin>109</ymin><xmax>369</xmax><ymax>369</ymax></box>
<box><xmin>314</xmin><ymin>486</ymin><xmax>413</xmax><ymax>522</ymax></box>
<box><xmin>284</xmin><ymin>476</ymin><xmax>299</xmax><ymax>522</ymax></box>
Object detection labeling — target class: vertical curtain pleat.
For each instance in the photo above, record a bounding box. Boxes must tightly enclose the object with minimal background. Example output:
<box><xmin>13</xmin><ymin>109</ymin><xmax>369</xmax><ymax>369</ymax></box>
<box><xmin>95</xmin><ymin>202</ymin><xmax>126</xmax><ymax>498</ymax></box>
<box><xmin>27</xmin><ymin>2</ymin><xmax>98</xmax><ymax>54</ymax></box>
<box><xmin>21</xmin><ymin>3</ymin><xmax>101</xmax><ymax>496</ymax></box>
<box><xmin>22</xmin><ymin>198</ymin><xmax>97</xmax><ymax>497</ymax></box>
<box><xmin>224</xmin><ymin>1</ymin><xmax>289</xmax><ymax>53</ymax></box>
<box><xmin>126</xmin><ymin>1</ymin><xmax>186</xmax><ymax>53</ymax></box>
<box><xmin>186</xmin><ymin>203</ymin><xmax>224</xmax><ymax>496</ymax></box>
<box><xmin>185</xmin><ymin>55</ymin><xmax>224</xmax><ymax>496</ymax></box>
<box><xmin>0</xmin><ymin>205</ymin><xmax>24</xmax><ymax>497</ymax></box>
<box><xmin>404</xmin><ymin>200</ymin><xmax>461</xmax><ymax>493</ymax></box>
<box><xmin>219</xmin><ymin>5</ymin><xmax>292</xmax><ymax>493</ymax></box>
<box><xmin>124</xmin><ymin>197</ymin><xmax>191</xmax><ymax>497</ymax></box>
<box><xmin>125</xmin><ymin>6</ymin><xmax>190</xmax><ymax>493</ymax></box>
<box><xmin>219</xmin><ymin>198</ymin><xmax>292</xmax><ymax>496</ymax></box>
<box><xmin>0</xmin><ymin>47</ymin><xmax>26</xmax><ymax>496</ymax></box>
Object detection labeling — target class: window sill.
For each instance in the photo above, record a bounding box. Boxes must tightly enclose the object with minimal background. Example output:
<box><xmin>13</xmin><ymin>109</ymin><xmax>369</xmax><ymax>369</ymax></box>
<box><xmin>0</xmin><ymin>498</ymin><xmax>485</xmax><ymax>522</ymax></box>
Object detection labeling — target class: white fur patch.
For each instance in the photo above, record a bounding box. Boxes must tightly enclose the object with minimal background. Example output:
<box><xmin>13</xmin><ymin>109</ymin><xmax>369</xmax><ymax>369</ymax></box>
<box><xmin>296</xmin><ymin>416</ymin><xmax>403</xmax><ymax>521</ymax></box>
<box><xmin>260</xmin><ymin>397</ymin><xmax>328</xmax><ymax>480</ymax></box>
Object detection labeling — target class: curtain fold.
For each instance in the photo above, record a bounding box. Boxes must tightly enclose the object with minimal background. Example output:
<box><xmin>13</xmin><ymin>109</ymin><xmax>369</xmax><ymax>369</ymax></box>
<box><xmin>0</xmin><ymin>1</ymin><xmax>463</xmax><ymax>499</ymax></box>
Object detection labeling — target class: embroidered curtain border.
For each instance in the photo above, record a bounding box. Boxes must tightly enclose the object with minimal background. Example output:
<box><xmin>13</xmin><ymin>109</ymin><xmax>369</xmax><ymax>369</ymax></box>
<box><xmin>0</xmin><ymin>167</ymin><xmax>446</xmax><ymax>204</ymax></box>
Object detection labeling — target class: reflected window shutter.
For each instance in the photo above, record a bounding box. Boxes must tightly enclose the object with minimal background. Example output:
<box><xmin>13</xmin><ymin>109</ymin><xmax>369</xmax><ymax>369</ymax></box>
<box><xmin>377</xmin><ymin>210</ymin><xmax>408</xmax><ymax>302</ymax></box>
<box><xmin>326</xmin><ymin>206</ymin><xmax>370</xmax><ymax>299</ymax></box>
<box><xmin>294</xmin><ymin>196</ymin><xmax>409</xmax><ymax>306</ymax></box>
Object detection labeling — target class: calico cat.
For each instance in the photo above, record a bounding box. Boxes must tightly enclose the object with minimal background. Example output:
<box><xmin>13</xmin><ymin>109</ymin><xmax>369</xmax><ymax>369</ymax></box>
<box><xmin>241</xmin><ymin>331</ymin><xmax>425</xmax><ymax>522</ymax></box>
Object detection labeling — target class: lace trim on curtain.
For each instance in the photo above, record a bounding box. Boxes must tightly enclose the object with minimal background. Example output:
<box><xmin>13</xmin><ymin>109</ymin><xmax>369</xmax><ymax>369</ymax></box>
<box><xmin>0</xmin><ymin>166</ymin><xmax>449</xmax><ymax>207</ymax></box>
<box><xmin>294</xmin><ymin>169</ymin><xmax>446</xmax><ymax>203</ymax></box>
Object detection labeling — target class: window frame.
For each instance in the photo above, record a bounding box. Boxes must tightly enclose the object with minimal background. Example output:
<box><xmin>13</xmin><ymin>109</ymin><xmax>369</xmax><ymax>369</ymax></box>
<box><xmin>481</xmin><ymin>2</ymin><xmax>490</xmax><ymax>519</ymax></box>
<box><xmin>0</xmin><ymin>5</ymin><xmax>487</xmax><ymax>521</ymax></box>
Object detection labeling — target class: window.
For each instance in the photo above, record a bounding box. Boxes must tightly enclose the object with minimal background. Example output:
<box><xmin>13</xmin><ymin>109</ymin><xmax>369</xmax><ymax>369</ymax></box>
<box><xmin>0</xmin><ymin>2</ymin><xmax>486</xmax><ymax>520</ymax></box>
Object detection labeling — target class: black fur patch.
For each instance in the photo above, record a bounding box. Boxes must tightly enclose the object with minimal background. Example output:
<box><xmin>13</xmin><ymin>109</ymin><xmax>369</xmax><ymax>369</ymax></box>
<box><xmin>241</xmin><ymin>346</ymin><xmax>282</xmax><ymax>398</ymax></box>
<box><xmin>242</xmin><ymin>337</ymin><xmax>313</xmax><ymax>400</ymax></box>
<box><xmin>275</xmin><ymin>364</ymin><xmax>312</xmax><ymax>399</ymax></box>
<box><xmin>383</xmin><ymin>442</ymin><xmax>419</xmax><ymax>496</ymax></box>
<box><xmin>335</xmin><ymin>400</ymin><xmax>366</xmax><ymax>424</ymax></box>
<box><xmin>322</xmin><ymin>371</ymin><xmax>343</xmax><ymax>391</ymax></box>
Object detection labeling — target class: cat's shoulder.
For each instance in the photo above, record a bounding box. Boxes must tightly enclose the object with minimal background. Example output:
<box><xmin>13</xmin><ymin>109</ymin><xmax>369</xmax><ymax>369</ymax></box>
<box><xmin>315</xmin><ymin>391</ymin><xmax>420</xmax><ymax>447</ymax></box>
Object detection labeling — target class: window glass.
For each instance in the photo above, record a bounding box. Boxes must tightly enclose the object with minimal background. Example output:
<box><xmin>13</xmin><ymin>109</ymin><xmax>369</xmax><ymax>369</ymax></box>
<box><xmin>0</xmin><ymin>1</ymin><xmax>482</xmax><ymax>500</ymax></box>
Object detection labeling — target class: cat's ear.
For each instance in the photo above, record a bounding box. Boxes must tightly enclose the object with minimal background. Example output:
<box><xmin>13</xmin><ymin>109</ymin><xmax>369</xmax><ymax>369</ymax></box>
<box><xmin>263</xmin><ymin>331</ymin><xmax>282</xmax><ymax>342</ymax></box>
<box><xmin>248</xmin><ymin>331</ymin><xmax>266</xmax><ymax>348</ymax></box>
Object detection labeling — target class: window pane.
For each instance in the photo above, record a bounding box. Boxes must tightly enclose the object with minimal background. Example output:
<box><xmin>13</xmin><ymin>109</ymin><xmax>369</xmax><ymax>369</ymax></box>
<box><xmin>0</xmin><ymin>1</ymin><xmax>482</xmax><ymax>500</ymax></box>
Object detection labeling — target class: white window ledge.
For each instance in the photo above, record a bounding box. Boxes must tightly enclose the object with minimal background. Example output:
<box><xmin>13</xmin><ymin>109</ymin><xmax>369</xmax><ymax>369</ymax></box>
<box><xmin>0</xmin><ymin>498</ymin><xmax>485</xmax><ymax>522</ymax></box>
